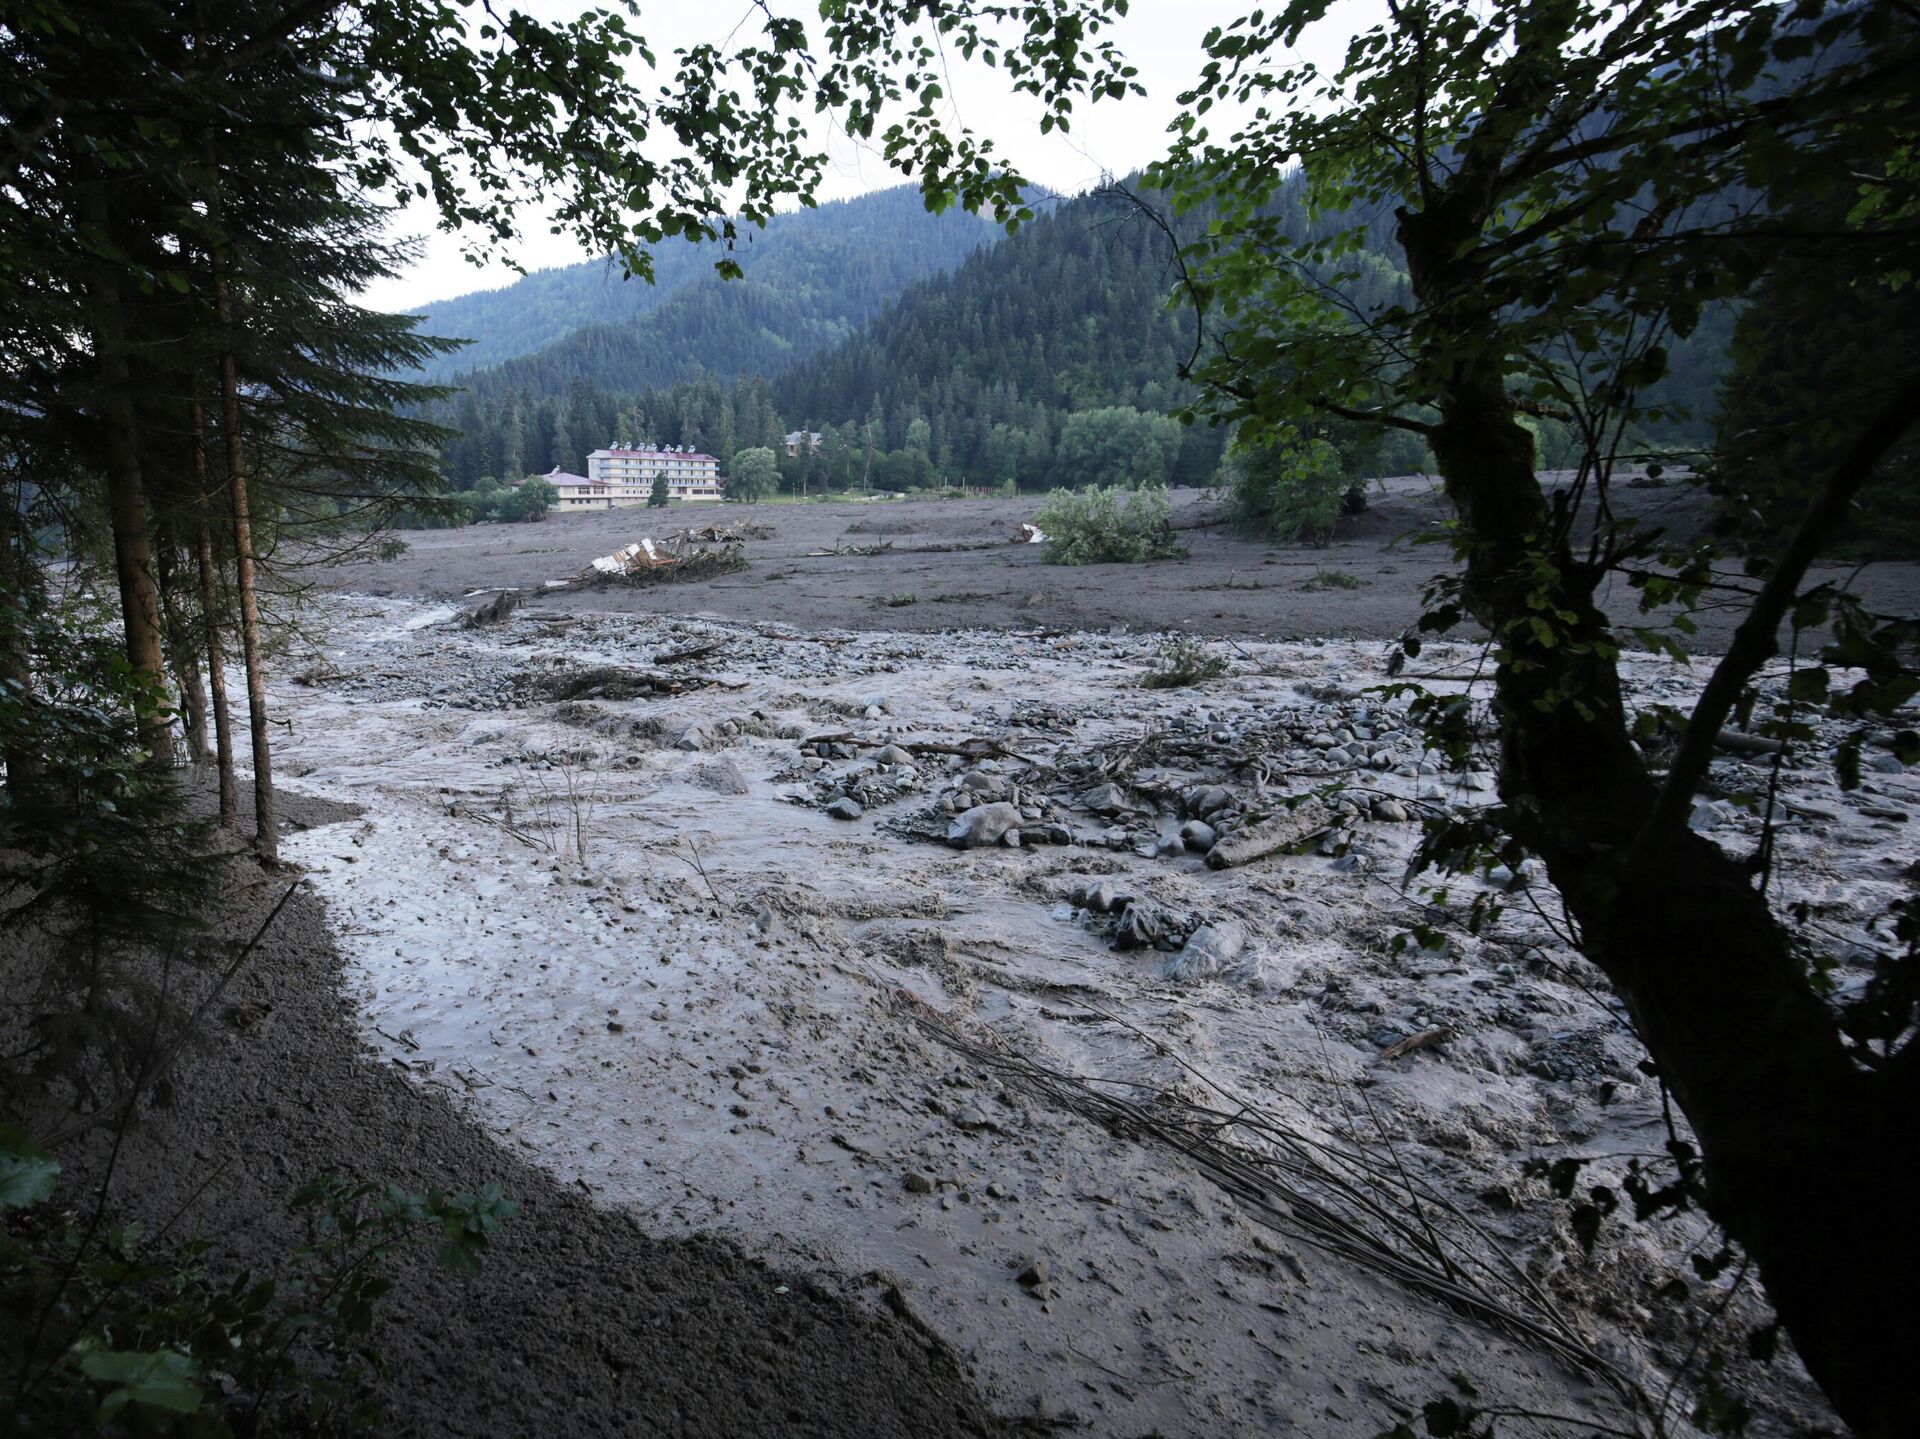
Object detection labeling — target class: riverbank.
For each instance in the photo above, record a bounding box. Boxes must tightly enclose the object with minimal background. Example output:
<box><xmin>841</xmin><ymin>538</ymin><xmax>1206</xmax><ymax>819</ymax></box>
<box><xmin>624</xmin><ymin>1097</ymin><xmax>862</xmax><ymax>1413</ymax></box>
<box><xmin>18</xmin><ymin>784</ymin><xmax>1002</xmax><ymax>1438</ymax></box>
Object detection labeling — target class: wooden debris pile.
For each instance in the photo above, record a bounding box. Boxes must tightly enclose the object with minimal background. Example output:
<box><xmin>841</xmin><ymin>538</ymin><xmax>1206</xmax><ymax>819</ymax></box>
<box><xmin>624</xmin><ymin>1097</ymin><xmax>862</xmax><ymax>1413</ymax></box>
<box><xmin>552</xmin><ymin>529</ymin><xmax>748</xmax><ymax>589</ymax></box>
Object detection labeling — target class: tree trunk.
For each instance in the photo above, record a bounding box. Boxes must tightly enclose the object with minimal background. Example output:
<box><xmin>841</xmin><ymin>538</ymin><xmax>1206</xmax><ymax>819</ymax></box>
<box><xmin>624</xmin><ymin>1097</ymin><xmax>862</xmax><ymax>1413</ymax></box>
<box><xmin>0</xmin><ymin>490</ymin><xmax>41</xmax><ymax>803</ymax></box>
<box><xmin>1402</xmin><ymin>206</ymin><xmax>1920</xmax><ymax>1437</ymax></box>
<box><xmin>212</xmin><ymin>267</ymin><xmax>276</xmax><ymax>861</ymax></box>
<box><xmin>79</xmin><ymin>184</ymin><xmax>175</xmax><ymax>767</ymax></box>
<box><xmin>191</xmin><ymin>394</ymin><xmax>238</xmax><ymax>827</ymax></box>
<box><xmin>156</xmin><ymin>533</ymin><xmax>211</xmax><ymax>762</ymax></box>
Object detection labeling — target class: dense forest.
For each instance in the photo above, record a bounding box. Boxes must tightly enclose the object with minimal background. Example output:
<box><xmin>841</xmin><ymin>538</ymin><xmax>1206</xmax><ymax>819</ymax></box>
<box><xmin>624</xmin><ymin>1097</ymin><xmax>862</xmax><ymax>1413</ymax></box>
<box><xmin>427</xmin><ymin>186</ymin><xmax>997</xmax><ymax>485</ymax></box>
<box><xmin>435</xmin><ymin>175</ymin><xmax>1738</xmax><ymax>497</ymax></box>
<box><xmin>436</xmin><ymin>180</ymin><xmax>1403</xmax><ymax>491</ymax></box>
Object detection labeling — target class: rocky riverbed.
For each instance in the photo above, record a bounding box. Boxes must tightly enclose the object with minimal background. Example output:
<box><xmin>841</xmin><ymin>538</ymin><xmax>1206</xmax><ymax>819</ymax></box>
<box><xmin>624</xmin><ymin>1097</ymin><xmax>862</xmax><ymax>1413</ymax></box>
<box><xmin>266</xmin><ymin>592</ymin><xmax>1909</xmax><ymax>1436</ymax></box>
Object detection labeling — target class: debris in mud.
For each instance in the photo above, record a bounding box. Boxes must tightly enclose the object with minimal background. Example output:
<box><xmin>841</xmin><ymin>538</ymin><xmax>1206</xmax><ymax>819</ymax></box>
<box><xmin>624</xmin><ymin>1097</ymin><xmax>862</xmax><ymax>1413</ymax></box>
<box><xmin>556</xmin><ymin>531</ymin><xmax>748</xmax><ymax>589</ymax></box>
<box><xmin>1016</xmin><ymin>523</ymin><xmax>1047</xmax><ymax>545</ymax></box>
<box><xmin>457</xmin><ymin>589</ymin><xmax>524</xmax><ymax>628</ymax></box>
<box><xmin>1206</xmin><ymin>801</ymin><xmax>1336</xmax><ymax>869</ymax></box>
<box><xmin>280</xmin><ymin>596</ymin><xmax>1891</xmax><ymax>1437</ymax></box>
<box><xmin>528</xmin><ymin>665</ymin><xmax>742</xmax><ymax>702</ymax></box>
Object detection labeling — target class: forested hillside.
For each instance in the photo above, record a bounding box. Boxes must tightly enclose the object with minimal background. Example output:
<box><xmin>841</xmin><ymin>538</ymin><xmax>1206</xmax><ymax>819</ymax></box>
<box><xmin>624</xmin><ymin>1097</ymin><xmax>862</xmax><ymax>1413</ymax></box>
<box><xmin>437</xmin><ymin>180</ymin><xmax>1402</xmax><ymax>490</ymax></box>
<box><xmin>435</xmin><ymin>175</ymin><xmax>1738</xmax><ymax>495</ymax></box>
<box><xmin>419</xmin><ymin>186</ymin><xmax>995</xmax><ymax>384</ymax></box>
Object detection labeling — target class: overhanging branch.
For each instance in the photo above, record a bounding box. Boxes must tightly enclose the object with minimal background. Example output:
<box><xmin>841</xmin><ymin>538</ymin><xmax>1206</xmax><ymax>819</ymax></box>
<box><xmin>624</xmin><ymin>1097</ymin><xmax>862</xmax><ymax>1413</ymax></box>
<box><xmin>1637</xmin><ymin>374</ymin><xmax>1920</xmax><ymax>850</ymax></box>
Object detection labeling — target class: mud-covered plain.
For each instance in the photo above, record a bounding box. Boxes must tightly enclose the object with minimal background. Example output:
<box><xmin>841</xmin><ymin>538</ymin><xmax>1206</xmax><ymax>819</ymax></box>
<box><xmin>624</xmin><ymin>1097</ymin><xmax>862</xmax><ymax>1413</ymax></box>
<box><xmin>316</xmin><ymin>482</ymin><xmax>1920</xmax><ymax>652</ymax></box>
<box><xmin>260</xmin><ymin>552</ymin><xmax>1916</xmax><ymax>1435</ymax></box>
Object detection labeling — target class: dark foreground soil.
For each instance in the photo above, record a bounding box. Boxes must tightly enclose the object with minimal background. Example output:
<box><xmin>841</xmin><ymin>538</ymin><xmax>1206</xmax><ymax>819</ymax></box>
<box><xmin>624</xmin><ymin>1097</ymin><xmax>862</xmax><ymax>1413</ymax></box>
<box><xmin>320</xmin><ymin>479</ymin><xmax>1920</xmax><ymax>651</ymax></box>
<box><xmin>19</xmin><ymin>787</ymin><xmax>999</xmax><ymax>1438</ymax></box>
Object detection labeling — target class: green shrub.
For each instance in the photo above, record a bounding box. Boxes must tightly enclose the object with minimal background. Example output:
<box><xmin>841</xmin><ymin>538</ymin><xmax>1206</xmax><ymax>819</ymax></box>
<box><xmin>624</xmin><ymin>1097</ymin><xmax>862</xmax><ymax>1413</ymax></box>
<box><xmin>1226</xmin><ymin>434</ymin><xmax>1349</xmax><ymax>545</ymax></box>
<box><xmin>1033</xmin><ymin>484</ymin><xmax>1182</xmax><ymax>565</ymax></box>
<box><xmin>1302</xmin><ymin>568</ymin><xmax>1365</xmax><ymax>591</ymax></box>
<box><xmin>0</xmin><ymin>589</ymin><xmax>219</xmax><ymax>1098</ymax></box>
<box><xmin>1</xmin><ymin>1127</ymin><xmax>515</xmax><ymax>1435</ymax></box>
<box><xmin>495</xmin><ymin>477</ymin><xmax>555</xmax><ymax>523</ymax></box>
<box><xmin>1142</xmin><ymin>634</ymin><xmax>1229</xmax><ymax>688</ymax></box>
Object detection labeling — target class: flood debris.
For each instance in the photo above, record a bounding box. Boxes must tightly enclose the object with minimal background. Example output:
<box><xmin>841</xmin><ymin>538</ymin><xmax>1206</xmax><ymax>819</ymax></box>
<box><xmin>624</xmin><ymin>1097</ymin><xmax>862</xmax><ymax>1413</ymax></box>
<box><xmin>457</xmin><ymin>589</ymin><xmax>523</xmax><ymax>628</ymax></box>
<box><xmin>552</xmin><ymin>530</ymin><xmax>747</xmax><ymax>589</ymax></box>
<box><xmin>1205</xmin><ymin>801</ymin><xmax>1335</xmax><ymax>869</ymax></box>
<box><xmin>283</xmin><ymin>595</ymin><xmax>1888</xmax><ymax>1438</ymax></box>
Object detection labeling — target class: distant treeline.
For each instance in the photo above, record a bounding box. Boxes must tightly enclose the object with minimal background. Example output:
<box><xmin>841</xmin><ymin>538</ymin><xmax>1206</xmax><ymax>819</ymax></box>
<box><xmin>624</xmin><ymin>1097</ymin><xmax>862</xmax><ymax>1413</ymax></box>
<box><xmin>432</xmin><ymin>177</ymin><xmax>1743</xmax><ymax>498</ymax></box>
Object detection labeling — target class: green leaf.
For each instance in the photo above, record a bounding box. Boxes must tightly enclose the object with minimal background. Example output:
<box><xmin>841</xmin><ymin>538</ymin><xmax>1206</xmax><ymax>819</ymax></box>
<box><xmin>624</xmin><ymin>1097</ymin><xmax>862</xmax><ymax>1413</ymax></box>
<box><xmin>80</xmin><ymin>1349</ymin><xmax>204</xmax><ymax>1416</ymax></box>
<box><xmin>0</xmin><ymin>1125</ymin><xmax>59</xmax><ymax>1209</ymax></box>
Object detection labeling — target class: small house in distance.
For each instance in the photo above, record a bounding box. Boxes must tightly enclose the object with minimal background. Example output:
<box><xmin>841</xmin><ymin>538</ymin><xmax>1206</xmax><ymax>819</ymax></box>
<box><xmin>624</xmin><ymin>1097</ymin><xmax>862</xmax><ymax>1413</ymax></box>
<box><xmin>531</xmin><ymin>467</ymin><xmax>614</xmax><ymax>510</ymax></box>
<box><xmin>783</xmin><ymin>430</ymin><xmax>824</xmax><ymax>457</ymax></box>
<box><xmin>587</xmin><ymin>445</ymin><xmax>724</xmax><ymax>504</ymax></box>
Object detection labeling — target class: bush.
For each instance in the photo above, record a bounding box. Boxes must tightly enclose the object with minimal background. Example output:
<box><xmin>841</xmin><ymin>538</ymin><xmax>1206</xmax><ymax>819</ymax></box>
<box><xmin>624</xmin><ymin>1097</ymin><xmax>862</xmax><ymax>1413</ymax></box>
<box><xmin>0</xmin><ymin>589</ymin><xmax>219</xmax><ymax>1099</ymax></box>
<box><xmin>1033</xmin><ymin>484</ymin><xmax>1182</xmax><ymax>565</ymax></box>
<box><xmin>494</xmin><ymin>477</ymin><xmax>555</xmax><ymax>523</ymax></box>
<box><xmin>1</xmin><ymin>1128</ymin><xmax>516</xmax><ymax>1434</ymax></box>
<box><xmin>1302</xmin><ymin>568</ymin><xmax>1365</xmax><ymax>592</ymax></box>
<box><xmin>1142</xmin><ymin>634</ymin><xmax>1229</xmax><ymax>688</ymax></box>
<box><xmin>1226</xmin><ymin>433</ymin><xmax>1349</xmax><ymax>545</ymax></box>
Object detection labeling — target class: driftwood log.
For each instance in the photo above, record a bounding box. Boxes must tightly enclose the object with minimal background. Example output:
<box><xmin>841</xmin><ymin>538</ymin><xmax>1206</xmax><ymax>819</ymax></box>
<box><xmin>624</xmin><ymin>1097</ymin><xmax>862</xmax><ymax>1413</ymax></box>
<box><xmin>1206</xmin><ymin>801</ymin><xmax>1334</xmax><ymax>870</ymax></box>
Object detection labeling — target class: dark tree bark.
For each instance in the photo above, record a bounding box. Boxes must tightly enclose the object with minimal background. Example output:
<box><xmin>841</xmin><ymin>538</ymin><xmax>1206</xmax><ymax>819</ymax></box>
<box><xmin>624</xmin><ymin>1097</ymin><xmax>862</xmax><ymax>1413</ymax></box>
<box><xmin>1399</xmin><ymin>200</ymin><xmax>1920</xmax><ymax>1439</ymax></box>
<box><xmin>156</xmin><ymin>530</ymin><xmax>211</xmax><ymax>762</ymax></box>
<box><xmin>191</xmin><ymin>393</ymin><xmax>238</xmax><ymax>827</ymax></box>
<box><xmin>79</xmin><ymin>183</ymin><xmax>175</xmax><ymax>767</ymax></box>
<box><xmin>0</xmin><ymin>487</ymin><xmax>41</xmax><ymax>803</ymax></box>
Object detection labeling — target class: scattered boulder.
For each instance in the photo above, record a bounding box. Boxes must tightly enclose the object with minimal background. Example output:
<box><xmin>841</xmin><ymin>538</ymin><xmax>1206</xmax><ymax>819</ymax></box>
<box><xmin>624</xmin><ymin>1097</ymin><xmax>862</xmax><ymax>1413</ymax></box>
<box><xmin>827</xmin><ymin>797</ymin><xmax>864</xmax><ymax>821</ymax></box>
<box><xmin>1080</xmin><ymin>782</ymin><xmax>1130</xmax><ymax>816</ymax></box>
<box><xmin>1179</xmin><ymin>819</ymin><xmax>1218</xmax><ymax>852</ymax></box>
<box><xmin>1070</xmin><ymin>878</ymin><xmax>1132</xmax><ymax>913</ymax></box>
<box><xmin>947</xmin><ymin>802</ymin><xmax>1022</xmax><ymax>849</ymax></box>
<box><xmin>685</xmin><ymin>757</ymin><xmax>749</xmax><ymax>794</ymax></box>
<box><xmin>1164</xmin><ymin>921</ymin><xmax>1247</xmax><ymax>982</ymax></box>
<box><xmin>1190</xmin><ymin>785</ymin><xmax>1233</xmax><ymax>818</ymax></box>
<box><xmin>1112</xmin><ymin>902</ymin><xmax>1165</xmax><ymax>951</ymax></box>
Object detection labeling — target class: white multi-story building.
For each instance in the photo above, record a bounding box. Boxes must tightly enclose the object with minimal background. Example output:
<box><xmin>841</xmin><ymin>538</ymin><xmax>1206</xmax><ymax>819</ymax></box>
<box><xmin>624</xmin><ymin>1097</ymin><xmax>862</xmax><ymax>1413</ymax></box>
<box><xmin>586</xmin><ymin>446</ymin><xmax>725</xmax><ymax>504</ymax></box>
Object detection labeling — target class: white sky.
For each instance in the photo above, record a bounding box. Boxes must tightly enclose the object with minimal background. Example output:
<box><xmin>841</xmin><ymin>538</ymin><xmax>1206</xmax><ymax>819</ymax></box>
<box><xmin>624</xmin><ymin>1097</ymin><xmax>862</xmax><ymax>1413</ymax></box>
<box><xmin>361</xmin><ymin>0</ymin><xmax>1386</xmax><ymax>313</ymax></box>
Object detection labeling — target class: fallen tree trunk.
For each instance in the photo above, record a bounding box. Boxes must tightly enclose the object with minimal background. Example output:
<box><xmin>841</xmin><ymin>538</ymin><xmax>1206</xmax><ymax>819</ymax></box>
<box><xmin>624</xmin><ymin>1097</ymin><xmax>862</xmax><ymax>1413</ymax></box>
<box><xmin>1205</xmin><ymin>802</ymin><xmax>1333</xmax><ymax>870</ymax></box>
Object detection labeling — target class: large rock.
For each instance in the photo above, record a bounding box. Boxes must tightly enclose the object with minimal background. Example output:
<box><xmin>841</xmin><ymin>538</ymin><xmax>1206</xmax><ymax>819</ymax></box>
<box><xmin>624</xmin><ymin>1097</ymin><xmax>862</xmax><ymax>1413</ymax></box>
<box><xmin>947</xmin><ymin>802</ymin><xmax>1023</xmax><ymax>849</ymax></box>
<box><xmin>1080</xmin><ymin>782</ymin><xmax>1130</xmax><ymax>816</ymax></box>
<box><xmin>685</xmin><ymin>757</ymin><xmax>749</xmax><ymax>794</ymax></box>
<box><xmin>1164</xmin><ymin>921</ymin><xmax>1248</xmax><ymax>982</ymax></box>
<box><xmin>1070</xmin><ymin>878</ymin><xmax>1132</xmax><ymax>913</ymax></box>
<box><xmin>1179</xmin><ymin>819</ymin><xmax>1218</xmax><ymax>852</ymax></box>
<box><xmin>1111</xmin><ymin>902</ymin><xmax>1165</xmax><ymax>951</ymax></box>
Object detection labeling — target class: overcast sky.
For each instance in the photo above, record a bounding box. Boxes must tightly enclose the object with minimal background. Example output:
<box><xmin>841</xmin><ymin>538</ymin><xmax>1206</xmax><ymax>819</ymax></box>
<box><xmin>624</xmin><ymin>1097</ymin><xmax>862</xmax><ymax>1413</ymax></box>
<box><xmin>361</xmin><ymin>1</ymin><xmax>1385</xmax><ymax>314</ymax></box>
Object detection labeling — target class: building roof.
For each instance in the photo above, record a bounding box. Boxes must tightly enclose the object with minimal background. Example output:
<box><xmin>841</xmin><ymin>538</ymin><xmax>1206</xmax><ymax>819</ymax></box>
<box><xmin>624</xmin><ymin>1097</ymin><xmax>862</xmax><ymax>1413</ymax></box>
<box><xmin>539</xmin><ymin>468</ymin><xmax>599</xmax><ymax>489</ymax></box>
<box><xmin>588</xmin><ymin>447</ymin><xmax>719</xmax><ymax>463</ymax></box>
